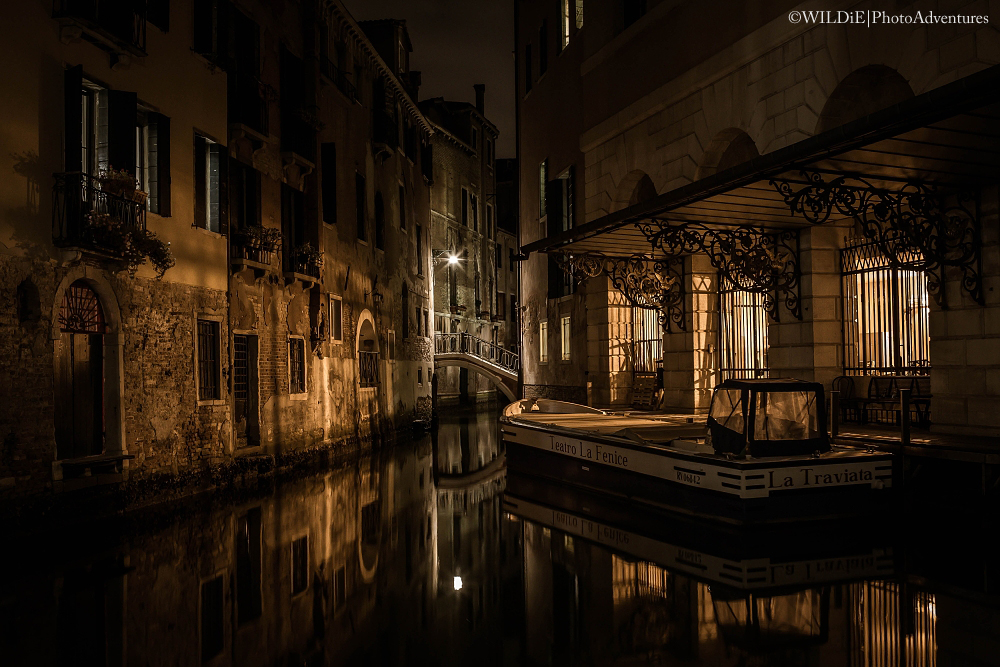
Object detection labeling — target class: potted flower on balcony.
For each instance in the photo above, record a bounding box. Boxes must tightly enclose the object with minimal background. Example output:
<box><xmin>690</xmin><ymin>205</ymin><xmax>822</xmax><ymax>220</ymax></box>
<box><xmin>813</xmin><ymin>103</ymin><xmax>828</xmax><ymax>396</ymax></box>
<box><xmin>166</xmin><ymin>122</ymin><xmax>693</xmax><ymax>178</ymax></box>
<box><xmin>233</xmin><ymin>225</ymin><xmax>282</xmax><ymax>253</ymax></box>
<box><xmin>292</xmin><ymin>242</ymin><xmax>324</xmax><ymax>277</ymax></box>
<box><xmin>97</xmin><ymin>167</ymin><xmax>138</xmax><ymax>198</ymax></box>
<box><xmin>83</xmin><ymin>211</ymin><xmax>175</xmax><ymax>277</ymax></box>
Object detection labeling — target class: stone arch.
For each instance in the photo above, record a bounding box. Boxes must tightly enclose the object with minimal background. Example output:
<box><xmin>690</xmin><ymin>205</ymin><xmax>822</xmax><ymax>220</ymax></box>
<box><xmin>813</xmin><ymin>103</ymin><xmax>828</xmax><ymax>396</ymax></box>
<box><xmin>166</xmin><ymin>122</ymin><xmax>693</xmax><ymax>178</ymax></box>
<box><xmin>696</xmin><ymin>128</ymin><xmax>760</xmax><ymax>180</ymax></box>
<box><xmin>355</xmin><ymin>308</ymin><xmax>378</xmax><ymax>354</ymax></box>
<box><xmin>50</xmin><ymin>267</ymin><xmax>125</xmax><ymax>460</ymax></box>
<box><xmin>611</xmin><ymin>170</ymin><xmax>658</xmax><ymax>212</ymax></box>
<box><xmin>816</xmin><ymin>65</ymin><xmax>914</xmax><ymax>134</ymax></box>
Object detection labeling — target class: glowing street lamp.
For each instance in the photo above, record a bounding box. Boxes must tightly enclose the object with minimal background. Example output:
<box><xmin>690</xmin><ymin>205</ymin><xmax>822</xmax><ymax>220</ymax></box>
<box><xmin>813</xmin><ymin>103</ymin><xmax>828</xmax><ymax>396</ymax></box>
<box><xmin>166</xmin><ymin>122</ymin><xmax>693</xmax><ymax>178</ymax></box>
<box><xmin>447</xmin><ymin>254</ymin><xmax>459</xmax><ymax>265</ymax></box>
<box><xmin>453</xmin><ymin>575</ymin><xmax>463</xmax><ymax>591</ymax></box>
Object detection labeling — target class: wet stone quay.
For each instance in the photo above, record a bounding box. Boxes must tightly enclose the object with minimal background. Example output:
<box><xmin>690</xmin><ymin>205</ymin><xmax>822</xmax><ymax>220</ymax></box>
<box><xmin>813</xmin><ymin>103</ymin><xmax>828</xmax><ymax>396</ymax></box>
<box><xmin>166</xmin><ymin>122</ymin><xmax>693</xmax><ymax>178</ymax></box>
<box><xmin>1</xmin><ymin>406</ymin><xmax>999</xmax><ymax>667</ymax></box>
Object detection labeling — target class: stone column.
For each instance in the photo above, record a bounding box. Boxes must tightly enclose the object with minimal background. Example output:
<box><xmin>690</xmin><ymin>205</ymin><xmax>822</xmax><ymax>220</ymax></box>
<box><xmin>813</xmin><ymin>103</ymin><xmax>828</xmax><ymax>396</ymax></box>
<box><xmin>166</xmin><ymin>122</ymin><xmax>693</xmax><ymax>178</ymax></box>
<box><xmin>661</xmin><ymin>255</ymin><xmax>718</xmax><ymax>413</ymax></box>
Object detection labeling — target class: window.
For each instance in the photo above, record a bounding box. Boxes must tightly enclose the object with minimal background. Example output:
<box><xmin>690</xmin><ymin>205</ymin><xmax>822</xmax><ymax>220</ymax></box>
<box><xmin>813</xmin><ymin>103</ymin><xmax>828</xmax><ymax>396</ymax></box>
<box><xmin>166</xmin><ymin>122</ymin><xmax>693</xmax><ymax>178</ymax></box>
<box><xmin>561</xmin><ymin>316</ymin><xmax>571</xmax><ymax>361</ymax></box>
<box><xmin>197</xmin><ymin>319</ymin><xmax>221</xmax><ymax>401</ymax></box>
<box><xmin>524</xmin><ymin>44</ymin><xmax>532</xmax><ymax>93</ymax></box>
<box><xmin>281</xmin><ymin>184</ymin><xmax>305</xmax><ymax>272</ymax></box>
<box><xmin>576</xmin><ymin>0</ymin><xmax>584</xmax><ymax>29</ymax></box>
<box><xmin>388</xmin><ymin>330</ymin><xmax>396</xmax><ymax>359</ymax></box>
<box><xmin>194</xmin><ymin>135</ymin><xmax>222</xmax><ymax>232</ymax></box>
<box><xmin>374</xmin><ymin>191</ymin><xmax>385</xmax><ymax>249</ymax></box>
<box><xmin>291</xmin><ymin>536</ymin><xmax>309</xmax><ymax>595</ymax></box>
<box><xmin>539</xmin><ymin>21</ymin><xmax>548</xmax><ymax>74</ymax></box>
<box><xmin>841</xmin><ymin>237</ymin><xmax>930</xmax><ymax>375</ymax></box>
<box><xmin>539</xmin><ymin>320</ymin><xmax>549</xmax><ymax>363</ymax></box>
<box><xmin>497</xmin><ymin>293</ymin><xmax>506</xmax><ymax>319</ymax></box>
<box><xmin>200</xmin><ymin>575</ymin><xmax>225</xmax><ymax>662</ymax></box>
<box><xmin>719</xmin><ymin>279</ymin><xmax>769</xmax><ymax>381</ymax></box>
<box><xmin>486</xmin><ymin>204</ymin><xmax>494</xmax><ymax>239</ymax></box>
<box><xmin>424</xmin><ymin>309</ymin><xmax>429</xmax><ymax>337</ymax></box>
<box><xmin>148</xmin><ymin>0</ymin><xmax>170</xmax><ymax>32</ymax></box>
<box><xmin>416</xmin><ymin>224</ymin><xmax>424</xmax><ymax>276</ymax></box>
<box><xmin>631</xmin><ymin>306</ymin><xmax>662</xmax><ymax>373</ymax></box>
<box><xmin>415</xmin><ymin>306</ymin><xmax>422</xmax><ymax>336</ymax></box>
<box><xmin>330</xmin><ymin>296</ymin><xmax>343</xmax><ymax>343</ymax></box>
<box><xmin>289</xmin><ymin>337</ymin><xmax>306</xmax><ymax>394</ymax></box>
<box><xmin>359</xmin><ymin>350</ymin><xmax>379</xmax><ymax>387</ymax></box>
<box><xmin>356</xmin><ymin>172</ymin><xmax>367</xmax><ymax>241</ymax></box>
<box><xmin>417</xmin><ymin>368</ymin><xmax>423</xmax><ymax>385</ymax></box>
<box><xmin>539</xmin><ymin>160</ymin><xmax>548</xmax><ymax>218</ymax></box>
<box><xmin>232</xmin><ymin>160</ymin><xmax>260</xmax><ymax>230</ymax></box>
<box><xmin>322</xmin><ymin>143</ymin><xmax>337</xmax><ymax>224</ymax></box>
<box><xmin>398</xmin><ymin>184</ymin><xmax>406</xmax><ymax>229</ymax></box>
<box><xmin>561</xmin><ymin>0</ymin><xmax>571</xmax><ymax>49</ymax></box>
<box><xmin>462</xmin><ymin>187</ymin><xmax>469</xmax><ymax>226</ymax></box>
<box><xmin>624</xmin><ymin>0</ymin><xmax>647</xmax><ymax>29</ymax></box>
<box><xmin>470</xmin><ymin>193</ymin><xmax>479</xmax><ymax>232</ymax></box>
<box><xmin>510</xmin><ymin>295</ymin><xmax>517</xmax><ymax>324</ymax></box>
<box><xmin>471</xmin><ymin>127</ymin><xmax>478</xmax><ymax>152</ymax></box>
<box><xmin>136</xmin><ymin>110</ymin><xmax>169</xmax><ymax>215</ymax></box>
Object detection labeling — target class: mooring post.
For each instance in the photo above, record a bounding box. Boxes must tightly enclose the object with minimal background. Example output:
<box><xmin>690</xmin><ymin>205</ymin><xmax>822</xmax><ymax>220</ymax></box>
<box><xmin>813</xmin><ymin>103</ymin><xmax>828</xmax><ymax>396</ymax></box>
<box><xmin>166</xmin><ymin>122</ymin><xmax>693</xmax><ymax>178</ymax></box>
<box><xmin>830</xmin><ymin>390</ymin><xmax>840</xmax><ymax>438</ymax></box>
<box><xmin>899</xmin><ymin>388</ymin><xmax>911</xmax><ymax>446</ymax></box>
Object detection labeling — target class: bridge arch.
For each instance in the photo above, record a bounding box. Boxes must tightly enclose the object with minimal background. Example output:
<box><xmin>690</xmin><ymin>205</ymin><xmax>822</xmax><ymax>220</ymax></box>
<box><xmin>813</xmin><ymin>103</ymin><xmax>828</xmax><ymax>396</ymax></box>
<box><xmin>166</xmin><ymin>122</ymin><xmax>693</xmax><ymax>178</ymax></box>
<box><xmin>434</xmin><ymin>358</ymin><xmax>517</xmax><ymax>402</ymax></box>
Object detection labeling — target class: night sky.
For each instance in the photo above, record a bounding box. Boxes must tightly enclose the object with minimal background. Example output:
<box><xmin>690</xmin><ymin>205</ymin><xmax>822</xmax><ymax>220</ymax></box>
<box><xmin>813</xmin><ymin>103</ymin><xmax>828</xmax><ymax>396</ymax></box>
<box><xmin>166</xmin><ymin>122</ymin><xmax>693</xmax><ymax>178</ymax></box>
<box><xmin>345</xmin><ymin>0</ymin><xmax>516</xmax><ymax>158</ymax></box>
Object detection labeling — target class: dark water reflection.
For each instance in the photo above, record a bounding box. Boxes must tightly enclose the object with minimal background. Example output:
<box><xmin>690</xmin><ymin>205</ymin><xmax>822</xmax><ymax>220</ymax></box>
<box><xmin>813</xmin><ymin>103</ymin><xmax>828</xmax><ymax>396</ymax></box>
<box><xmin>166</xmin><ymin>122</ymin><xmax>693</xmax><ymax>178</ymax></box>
<box><xmin>2</xmin><ymin>406</ymin><xmax>999</xmax><ymax>666</ymax></box>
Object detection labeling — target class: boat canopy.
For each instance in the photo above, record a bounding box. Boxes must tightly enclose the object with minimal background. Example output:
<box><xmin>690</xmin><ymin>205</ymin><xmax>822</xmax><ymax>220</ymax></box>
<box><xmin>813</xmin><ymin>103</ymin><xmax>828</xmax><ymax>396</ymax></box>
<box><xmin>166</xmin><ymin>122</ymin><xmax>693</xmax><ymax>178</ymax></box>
<box><xmin>708</xmin><ymin>378</ymin><xmax>828</xmax><ymax>457</ymax></box>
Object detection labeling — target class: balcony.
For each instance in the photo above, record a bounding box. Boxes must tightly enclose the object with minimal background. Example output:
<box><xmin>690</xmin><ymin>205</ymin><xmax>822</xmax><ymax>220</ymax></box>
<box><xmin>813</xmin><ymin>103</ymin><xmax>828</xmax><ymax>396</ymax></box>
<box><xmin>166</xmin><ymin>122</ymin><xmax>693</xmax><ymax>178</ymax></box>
<box><xmin>231</xmin><ymin>226</ymin><xmax>280</xmax><ymax>273</ymax></box>
<box><xmin>53</xmin><ymin>0</ymin><xmax>147</xmax><ymax>56</ymax></box>
<box><xmin>53</xmin><ymin>172</ymin><xmax>146</xmax><ymax>255</ymax></box>
<box><xmin>283</xmin><ymin>242</ymin><xmax>322</xmax><ymax>285</ymax></box>
<box><xmin>321</xmin><ymin>58</ymin><xmax>358</xmax><ymax>103</ymax></box>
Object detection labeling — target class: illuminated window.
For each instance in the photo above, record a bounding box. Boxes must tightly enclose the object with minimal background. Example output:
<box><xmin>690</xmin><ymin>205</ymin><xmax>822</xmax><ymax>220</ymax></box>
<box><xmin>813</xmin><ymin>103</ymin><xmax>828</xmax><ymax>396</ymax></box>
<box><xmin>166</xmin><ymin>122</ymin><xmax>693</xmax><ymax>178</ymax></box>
<box><xmin>539</xmin><ymin>320</ymin><xmax>548</xmax><ymax>362</ymax></box>
<box><xmin>575</xmin><ymin>0</ymin><xmax>584</xmax><ymax>28</ymax></box>
<box><xmin>719</xmin><ymin>279</ymin><xmax>768</xmax><ymax>381</ymax></box>
<box><xmin>539</xmin><ymin>159</ymin><xmax>548</xmax><ymax>218</ymax></box>
<box><xmin>194</xmin><ymin>134</ymin><xmax>222</xmax><ymax>232</ymax></box>
<box><xmin>561</xmin><ymin>316</ymin><xmax>571</xmax><ymax>361</ymax></box>
<box><xmin>561</xmin><ymin>0</ymin><xmax>570</xmax><ymax>49</ymax></box>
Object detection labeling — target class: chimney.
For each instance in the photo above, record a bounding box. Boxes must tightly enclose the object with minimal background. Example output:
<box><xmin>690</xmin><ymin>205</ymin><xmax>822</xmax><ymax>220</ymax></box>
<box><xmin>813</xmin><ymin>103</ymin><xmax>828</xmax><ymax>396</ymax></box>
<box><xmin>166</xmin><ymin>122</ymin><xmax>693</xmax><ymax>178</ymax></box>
<box><xmin>474</xmin><ymin>84</ymin><xmax>485</xmax><ymax>114</ymax></box>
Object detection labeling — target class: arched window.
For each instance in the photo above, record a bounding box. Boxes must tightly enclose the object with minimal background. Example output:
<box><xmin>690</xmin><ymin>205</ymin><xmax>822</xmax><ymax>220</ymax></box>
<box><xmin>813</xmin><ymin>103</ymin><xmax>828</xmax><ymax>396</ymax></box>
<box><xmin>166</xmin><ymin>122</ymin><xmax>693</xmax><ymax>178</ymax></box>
<box><xmin>59</xmin><ymin>281</ymin><xmax>106</xmax><ymax>333</ymax></box>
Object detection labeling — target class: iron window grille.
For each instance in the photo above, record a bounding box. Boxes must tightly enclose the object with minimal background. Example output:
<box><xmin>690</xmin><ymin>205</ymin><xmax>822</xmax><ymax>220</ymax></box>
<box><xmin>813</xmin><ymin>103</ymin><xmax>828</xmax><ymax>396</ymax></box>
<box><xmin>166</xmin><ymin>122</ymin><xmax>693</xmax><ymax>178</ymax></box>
<box><xmin>289</xmin><ymin>338</ymin><xmax>306</xmax><ymax>394</ymax></box>
<box><xmin>631</xmin><ymin>305</ymin><xmax>662</xmax><ymax>374</ymax></box>
<box><xmin>197</xmin><ymin>320</ymin><xmax>221</xmax><ymax>400</ymax></box>
<box><xmin>359</xmin><ymin>350</ymin><xmax>380</xmax><ymax>388</ymax></box>
<box><xmin>841</xmin><ymin>236</ymin><xmax>930</xmax><ymax>376</ymax></box>
<box><xmin>718</xmin><ymin>277</ymin><xmax>769</xmax><ymax>381</ymax></box>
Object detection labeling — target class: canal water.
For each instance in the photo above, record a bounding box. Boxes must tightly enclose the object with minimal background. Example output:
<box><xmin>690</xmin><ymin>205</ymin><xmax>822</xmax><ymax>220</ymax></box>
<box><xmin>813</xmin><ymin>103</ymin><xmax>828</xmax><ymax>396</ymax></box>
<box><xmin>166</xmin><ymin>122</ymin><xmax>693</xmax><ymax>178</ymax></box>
<box><xmin>2</xmin><ymin>405</ymin><xmax>999</xmax><ymax>666</ymax></box>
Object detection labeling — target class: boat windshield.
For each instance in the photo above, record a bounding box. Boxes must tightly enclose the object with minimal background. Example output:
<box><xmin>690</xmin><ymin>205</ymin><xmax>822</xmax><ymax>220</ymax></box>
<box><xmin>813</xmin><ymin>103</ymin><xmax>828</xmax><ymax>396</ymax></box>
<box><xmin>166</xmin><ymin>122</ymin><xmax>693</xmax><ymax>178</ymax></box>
<box><xmin>753</xmin><ymin>391</ymin><xmax>820</xmax><ymax>441</ymax></box>
<box><xmin>710</xmin><ymin>389</ymin><xmax>744</xmax><ymax>434</ymax></box>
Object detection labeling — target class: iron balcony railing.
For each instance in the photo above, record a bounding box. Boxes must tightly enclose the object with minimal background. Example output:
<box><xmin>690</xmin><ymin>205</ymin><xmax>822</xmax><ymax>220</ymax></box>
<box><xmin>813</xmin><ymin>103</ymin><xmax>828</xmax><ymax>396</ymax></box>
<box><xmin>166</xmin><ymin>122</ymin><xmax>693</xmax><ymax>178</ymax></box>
<box><xmin>435</xmin><ymin>332</ymin><xmax>520</xmax><ymax>374</ymax></box>
<box><xmin>52</xmin><ymin>171</ymin><xmax>146</xmax><ymax>253</ymax></box>
<box><xmin>231</xmin><ymin>227</ymin><xmax>277</xmax><ymax>266</ymax></box>
<box><xmin>359</xmin><ymin>350</ymin><xmax>379</xmax><ymax>388</ymax></box>
<box><xmin>53</xmin><ymin>0</ymin><xmax>147</xmax><ymax>55</ymax></box>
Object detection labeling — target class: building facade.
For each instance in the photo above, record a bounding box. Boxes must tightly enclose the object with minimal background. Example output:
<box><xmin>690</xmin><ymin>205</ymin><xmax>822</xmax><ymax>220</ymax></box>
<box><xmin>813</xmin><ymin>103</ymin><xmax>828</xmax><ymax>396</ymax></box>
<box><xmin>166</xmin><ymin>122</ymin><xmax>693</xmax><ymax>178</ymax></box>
<box><xmin>517</xmin><ymin>0</ymin><xmax>1000</xmax><ymax>437</ymax></box>
<box><xmin>0</xmin><ymin>0</ymin><xmax>436</xmax><ymax>502</ymax></box>
<box><xmin>421</xmin><ymin>91</ymin><xmax>506</xmax><ymax>403</ymax></box>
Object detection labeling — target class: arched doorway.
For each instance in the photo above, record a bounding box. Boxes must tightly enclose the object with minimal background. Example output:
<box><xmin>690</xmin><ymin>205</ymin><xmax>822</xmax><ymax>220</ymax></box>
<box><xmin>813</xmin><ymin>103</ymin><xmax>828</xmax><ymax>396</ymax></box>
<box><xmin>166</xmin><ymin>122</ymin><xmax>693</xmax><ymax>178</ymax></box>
<box><xmin>54</xmin><ymin>281</ymin><xmax>107</xmax><ymax>459</ymax></box>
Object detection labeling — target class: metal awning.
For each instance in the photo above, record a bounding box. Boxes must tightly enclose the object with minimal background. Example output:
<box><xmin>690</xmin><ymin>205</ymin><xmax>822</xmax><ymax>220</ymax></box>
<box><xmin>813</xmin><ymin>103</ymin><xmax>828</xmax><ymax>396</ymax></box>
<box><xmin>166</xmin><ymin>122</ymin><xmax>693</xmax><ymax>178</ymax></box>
<box><xmin>523</xmin><ymin>64</ymin><xmax>1000</xmax><ymax>258</ymax></box>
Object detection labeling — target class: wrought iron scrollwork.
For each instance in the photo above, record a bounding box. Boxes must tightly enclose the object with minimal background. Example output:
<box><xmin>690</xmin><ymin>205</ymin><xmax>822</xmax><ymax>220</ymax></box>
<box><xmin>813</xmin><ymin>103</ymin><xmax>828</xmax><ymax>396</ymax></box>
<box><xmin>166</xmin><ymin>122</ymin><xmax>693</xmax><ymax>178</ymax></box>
<box><xmin>554</xmin><ymin>253</ymin><xmax>687</xmax><ymax>331</ymax></box>
<box><xmin>770</xmin><ymin>170</ymin><xmax>983</xmax><ymax>307</ymax></box>
<box><xmin>634</xmin><ymin>221</ymin><xmax>802</xmax><ymax>321</ymax></box>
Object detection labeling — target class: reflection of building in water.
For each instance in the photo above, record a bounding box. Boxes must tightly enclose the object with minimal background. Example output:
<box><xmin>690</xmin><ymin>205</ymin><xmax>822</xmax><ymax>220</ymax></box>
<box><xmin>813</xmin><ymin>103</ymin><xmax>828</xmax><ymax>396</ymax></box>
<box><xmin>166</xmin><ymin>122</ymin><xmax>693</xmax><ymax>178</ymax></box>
<box><xmin>431</xmin><ymin>410</ymin><xmax>507</xmax><ymax>663</ymax></box>
<box><xmin>515</xmin><ymin>514</ymin><xmax>945</xmax><ymax>667</ymax></box>
<box><xmin>0</xmin><ymin>441</ymin><xmax>438</xmax><ymax>666</ymax></box>
<box><xmin>434</xmin><ymin>409</ymin><xmax>502</xmax><ymax>476</ymax></box>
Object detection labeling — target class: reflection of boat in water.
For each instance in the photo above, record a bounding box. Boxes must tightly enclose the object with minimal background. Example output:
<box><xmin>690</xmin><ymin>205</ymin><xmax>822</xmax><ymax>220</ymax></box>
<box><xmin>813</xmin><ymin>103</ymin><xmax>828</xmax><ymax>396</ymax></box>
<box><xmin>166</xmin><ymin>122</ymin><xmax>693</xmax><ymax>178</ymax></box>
<box><xmin>504</xmin><ymin>471</ymin><xmax>895</xmax><ymax>594</ymax></box>
<box><xmin>501</xmin><ymin>379</ymin><xmax>896</xmax><ymax>524</ymax></box>
<box><xmin>504</xmin><ymin>472</ymin><xmax>917</xmax><ymax>666</ymax></box>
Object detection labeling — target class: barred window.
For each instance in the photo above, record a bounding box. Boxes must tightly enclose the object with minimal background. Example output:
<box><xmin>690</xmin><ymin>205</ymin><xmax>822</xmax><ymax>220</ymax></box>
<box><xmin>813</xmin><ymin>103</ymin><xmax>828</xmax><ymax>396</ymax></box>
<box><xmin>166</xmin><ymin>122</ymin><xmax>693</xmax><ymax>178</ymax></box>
<box><xmin>359</xmin><ymin>350</ymin><xmax>379</xmax><ymax>387</ymax></box>
<box><xmin>289</xmin><ymin>337</ymin><xmax>306</xmax><ymax>394</ymax></box>
<box><xmin>718</xmin><ymin>279</ymin><xmax>769</xmax><ymax>381</ymax></box>
<box><xmin>841</xmin><ymin>237</ymin><xmax>930</xmax><ymax>375</ymax></box>
<box><xmin>197</xmin><ymin>319</ymin><xmax>221</xmax><ymax>400</ymax></box>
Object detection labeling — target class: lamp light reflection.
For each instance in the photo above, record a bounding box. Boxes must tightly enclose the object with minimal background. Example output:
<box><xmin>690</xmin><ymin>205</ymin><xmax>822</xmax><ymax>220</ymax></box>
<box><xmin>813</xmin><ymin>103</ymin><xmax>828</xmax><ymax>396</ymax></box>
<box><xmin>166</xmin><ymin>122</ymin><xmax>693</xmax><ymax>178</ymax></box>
<box><xmin>447</xmin><ymin>254</ymin><xmax>459</xmax><ymax>265</ymax></box>
<box><xmin>453</xmin><ymin>576</ymin><xmax>463</xmax><ymax>591</ymax></box>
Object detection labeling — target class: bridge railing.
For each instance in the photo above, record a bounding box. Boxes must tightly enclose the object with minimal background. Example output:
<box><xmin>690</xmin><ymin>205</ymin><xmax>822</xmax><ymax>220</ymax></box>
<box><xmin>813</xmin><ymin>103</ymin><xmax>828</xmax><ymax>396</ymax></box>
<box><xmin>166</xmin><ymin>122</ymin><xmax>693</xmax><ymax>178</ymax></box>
<box><xmin>435</xmin><ymin>332</ymin><xmax>520</xmax><ymax>374</ymax></box>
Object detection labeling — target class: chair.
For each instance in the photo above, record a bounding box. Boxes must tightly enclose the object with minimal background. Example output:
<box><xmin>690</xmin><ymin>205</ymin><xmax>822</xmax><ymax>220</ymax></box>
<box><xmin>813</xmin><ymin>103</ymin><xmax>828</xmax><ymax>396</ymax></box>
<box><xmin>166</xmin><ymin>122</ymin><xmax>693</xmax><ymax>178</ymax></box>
<box><xmin>831</xmin><ymin>376</ymin><xmax>859</xmax><ymax>423</ymax></box>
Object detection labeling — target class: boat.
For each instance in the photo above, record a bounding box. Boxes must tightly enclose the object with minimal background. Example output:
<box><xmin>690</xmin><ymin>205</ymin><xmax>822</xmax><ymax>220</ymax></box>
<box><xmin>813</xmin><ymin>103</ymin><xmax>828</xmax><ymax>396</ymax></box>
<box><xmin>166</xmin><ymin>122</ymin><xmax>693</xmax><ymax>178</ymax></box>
<box><xmin>501</xmin><ymin>378</ymin><xmax>895</xmax><ymax>524</ymax></box>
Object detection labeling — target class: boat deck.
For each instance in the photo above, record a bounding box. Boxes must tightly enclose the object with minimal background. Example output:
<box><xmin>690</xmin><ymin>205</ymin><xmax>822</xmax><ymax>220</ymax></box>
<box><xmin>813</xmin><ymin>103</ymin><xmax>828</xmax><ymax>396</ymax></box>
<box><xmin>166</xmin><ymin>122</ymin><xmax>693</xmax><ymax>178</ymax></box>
<box><xmin>510</xmin><ymin>411</ymin><xmax>705</xmax><ymax>442</ymax></box>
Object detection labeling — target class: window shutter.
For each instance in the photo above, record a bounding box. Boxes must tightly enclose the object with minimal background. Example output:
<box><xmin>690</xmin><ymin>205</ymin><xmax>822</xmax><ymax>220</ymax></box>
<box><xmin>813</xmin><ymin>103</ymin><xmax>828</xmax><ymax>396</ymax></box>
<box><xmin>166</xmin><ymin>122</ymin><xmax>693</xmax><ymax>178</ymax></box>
<box><xmin>218</xmin><ymin>148</ymin><xmax>229</xmax><ymax>235</ymax></box>
<box><xmin>107</xmin><ymin>89</ymin><xmax>137</xmax><ymax>175</ymax></box>
<box><xmin>548</xmin><ymin>255</ymin><xmax>563</xmax><ymax>299</ymax></box>
<box><xmin>154</xmin><ymin>113</ymin><xmax>171</xmax><ymax>216</ymax></box>
<box><xmin>545</xmin><ymin>178</ymin><xmax>563</xmax><ymax>238</ymax></box>
<box><xmin>64</xmin><ymin>66</ymin><xmax>83</xmax><ymax>173</ymax></box>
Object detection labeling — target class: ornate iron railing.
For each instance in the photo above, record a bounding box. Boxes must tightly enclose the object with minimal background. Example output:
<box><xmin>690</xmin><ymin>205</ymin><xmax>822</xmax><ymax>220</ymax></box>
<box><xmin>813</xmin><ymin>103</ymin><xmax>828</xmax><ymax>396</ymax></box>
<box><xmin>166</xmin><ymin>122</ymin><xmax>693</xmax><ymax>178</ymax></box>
<box><xmin>435</xmin><ymin>332</ymin><xmax>520</xmax><ymax>374</ymax></box>
<box><xmin>359</xmin><ymin>350</ymin><xmax>379</xmax><ymax>388</ymax></box>
<box><xmin>52</xmin><ymin>172</ymin><xmax>146</xmax><ymax>253</ymax></box>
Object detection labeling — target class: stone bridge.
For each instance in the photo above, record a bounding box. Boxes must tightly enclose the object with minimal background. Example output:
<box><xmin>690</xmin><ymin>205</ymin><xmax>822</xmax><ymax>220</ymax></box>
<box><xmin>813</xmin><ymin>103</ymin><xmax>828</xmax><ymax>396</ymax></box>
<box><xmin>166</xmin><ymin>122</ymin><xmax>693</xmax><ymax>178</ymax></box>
<box><xmin>434</xmin><ymin>333</ymin><xmax>519</xmax><ymax>402</ymax></box>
